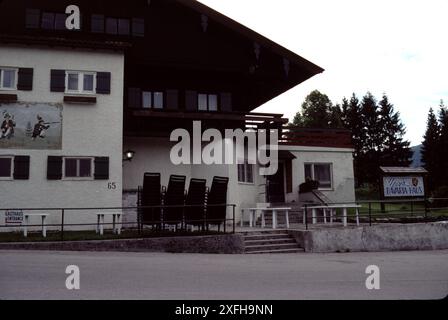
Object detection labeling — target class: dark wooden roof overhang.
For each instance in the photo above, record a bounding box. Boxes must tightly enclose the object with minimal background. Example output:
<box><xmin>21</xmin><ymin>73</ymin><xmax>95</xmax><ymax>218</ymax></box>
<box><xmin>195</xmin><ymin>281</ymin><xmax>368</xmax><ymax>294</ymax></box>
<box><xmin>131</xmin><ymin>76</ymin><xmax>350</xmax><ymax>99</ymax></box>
<box><xmin>0</xmin><ymin>34</ymin><xmax>132</xmax><ymax>52</ymax></box>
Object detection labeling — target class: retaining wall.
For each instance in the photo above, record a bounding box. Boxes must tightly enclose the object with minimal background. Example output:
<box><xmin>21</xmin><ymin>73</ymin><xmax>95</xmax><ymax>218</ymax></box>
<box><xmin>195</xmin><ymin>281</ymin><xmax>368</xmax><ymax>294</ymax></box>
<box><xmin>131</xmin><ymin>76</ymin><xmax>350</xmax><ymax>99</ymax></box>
<box><xmin>0</xmin><ymin>234</ymin><xmax>245</xmax><ymax>254</ymax></box>
<box><xmin>290</xmin><ymin>222</ymin><xmax>448</xmax><ymax>253</ymax></box>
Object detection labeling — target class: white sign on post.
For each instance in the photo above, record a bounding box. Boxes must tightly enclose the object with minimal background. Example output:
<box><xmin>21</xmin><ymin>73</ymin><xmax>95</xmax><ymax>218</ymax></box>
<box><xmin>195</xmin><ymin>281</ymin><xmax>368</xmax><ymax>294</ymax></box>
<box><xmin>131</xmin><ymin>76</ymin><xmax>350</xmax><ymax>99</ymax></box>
<box><xmin>383</xmin><ymin>176</ymin><xmax>425</xmax><ymax>197</ymax></box>
<box><xmin>5</xmin><ymin>210</ymin><xmax>24</xmax><ymax>225</ymax></box>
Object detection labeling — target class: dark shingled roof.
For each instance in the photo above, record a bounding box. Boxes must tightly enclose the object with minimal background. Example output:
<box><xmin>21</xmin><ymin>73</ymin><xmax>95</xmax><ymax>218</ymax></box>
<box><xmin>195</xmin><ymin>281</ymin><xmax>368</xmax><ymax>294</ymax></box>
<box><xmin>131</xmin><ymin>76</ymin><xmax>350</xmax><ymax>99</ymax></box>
<box><xmin>176</xmin><ymin>0</ymin><xmax>324</xmax><ymax>75</ymax></box>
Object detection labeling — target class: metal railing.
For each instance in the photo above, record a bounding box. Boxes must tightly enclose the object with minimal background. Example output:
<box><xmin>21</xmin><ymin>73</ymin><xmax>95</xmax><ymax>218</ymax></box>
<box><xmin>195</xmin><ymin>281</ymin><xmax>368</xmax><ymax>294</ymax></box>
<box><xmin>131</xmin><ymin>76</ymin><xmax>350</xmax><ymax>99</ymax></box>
<box><xmin>301</xmin><ymin>198</ymin><xmax>448</xmax><ymax>230</ymax></box>
<box><xmin>0</xmin><ymin>204</ymin><xmax>237</xmax><ymax>242</ymax></box>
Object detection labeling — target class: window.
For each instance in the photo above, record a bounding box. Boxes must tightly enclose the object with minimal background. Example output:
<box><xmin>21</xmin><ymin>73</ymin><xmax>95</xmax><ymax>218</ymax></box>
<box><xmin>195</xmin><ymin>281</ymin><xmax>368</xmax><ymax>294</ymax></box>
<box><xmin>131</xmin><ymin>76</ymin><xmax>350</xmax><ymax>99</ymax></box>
<box><xmin>304</xmin><ymin>163</ymin><xmax>333</xmax><ymax>189</ymax></box>
<box><xmin>198</xmin><ymin>93</ymin><xmax>218</xmax><ymax>111</ymax></box>
<box><xmin>0</xmin><ymin>68</ymin><xmax>17</xmax><ymax>90</ymax></box>
<box><xmin>238</xmin><ymin>160</ymin><xmax>254</xmax><ymax>184</ymax></box>
<box><xmin>132</xmin><ymin>18</ymin><xmax>145</xmax><ymax>37</ymax></box>
<box><xmin>91</xmin><ymin>14</ymin><xmax>105</xmax><ymax>33</ymax></box>
<box><xmin>54</xmin><ymin>13</ymin><xmax>67</xmax><ymax>30</ymax></box>
<box><xmin>142</xmin><ymin>91</ymin><xmax>164</xmax><ymax>109</ymax></box>
<box><xmin>106</xmin><ymin>17</ymin><xmax>118</xmax><ymax>34</ymax></box>
<box><xmin>63</xmin><ymin>157</ymin><xmax>93</xmax><ymax>179</ymax></box>
<box><xmin>0</xmin><ymin>156</ymin><xmax>13</xmax><ymax>180</ymax></box>
<box><xmin>41</xmin><ymin>12</ymin><xmax>55</xmax><ymax>29</ymax></box>
<box><xmin>118</xmin><ymin>18</ymin><xmax>130</xmax><ymax>35</ymax></box>
<box><xmin>65</xmin><ymin>71</ymin><xmax>96</xmax><ymax>94</ymax></box>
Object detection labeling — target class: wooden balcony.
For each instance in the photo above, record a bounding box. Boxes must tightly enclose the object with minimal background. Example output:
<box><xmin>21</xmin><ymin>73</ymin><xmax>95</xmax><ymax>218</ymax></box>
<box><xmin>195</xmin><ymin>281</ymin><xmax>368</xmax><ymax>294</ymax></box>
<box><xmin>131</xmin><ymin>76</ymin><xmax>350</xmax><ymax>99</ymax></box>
<box><xmin>124</xmin><ymin>109</ymin><xmax>288</xmax><ymax>137</ymax></box>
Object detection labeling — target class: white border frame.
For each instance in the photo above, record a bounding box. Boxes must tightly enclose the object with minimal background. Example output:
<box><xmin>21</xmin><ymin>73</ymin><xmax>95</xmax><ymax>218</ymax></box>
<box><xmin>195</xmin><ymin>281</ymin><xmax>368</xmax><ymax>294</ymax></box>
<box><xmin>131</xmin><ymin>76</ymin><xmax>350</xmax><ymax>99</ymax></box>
<box><xmin>0</xmin><ymin>67</ymin><xmax>18</xmax><ymax>91</ymax></box>
<box><xmin>0</xmin><ymin>155</ymin><xmax>14</xmax><ymax>180</ymax></box>
<box><xmin>62</xmin><ymin>156</ymin><xmax>95</xmax><ymax>181</ymax></box>
<box><xmin>65</xmin><ymin>71</ymin><xmax>97</xmax><ymax>95</ymax></box>
<box><xmin>304</xmin><ymin>162</ymin><xmax>334</xmax><ymax>191</ymax></box>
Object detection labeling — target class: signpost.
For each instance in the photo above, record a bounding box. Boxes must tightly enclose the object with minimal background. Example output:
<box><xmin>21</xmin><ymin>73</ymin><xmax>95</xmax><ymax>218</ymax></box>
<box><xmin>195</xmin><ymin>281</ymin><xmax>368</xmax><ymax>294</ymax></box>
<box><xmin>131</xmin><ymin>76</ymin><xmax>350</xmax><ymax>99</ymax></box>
<box><xmin>5</xmin><ymin>210</ymin><xmax>24</xmax><ymax>225</ymax></box>
<box><xmin>383</xmin><ymin>176</ymin><xmax>425</xmax><ymax>197</ymax></box>
<box><xmin>379</xmin><ymin>167</ymin><xmax>428</xmax><ymax>213</ymax></box>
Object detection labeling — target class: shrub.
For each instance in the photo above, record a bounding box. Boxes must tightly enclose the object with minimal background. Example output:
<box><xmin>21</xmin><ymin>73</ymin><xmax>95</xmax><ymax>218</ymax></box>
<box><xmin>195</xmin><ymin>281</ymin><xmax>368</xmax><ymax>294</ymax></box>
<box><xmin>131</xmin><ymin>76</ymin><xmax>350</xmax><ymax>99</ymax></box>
<box><xmin>299</xmin><ymin>179</ymin><xmax>319</xmax><ymax>193</ymax></box>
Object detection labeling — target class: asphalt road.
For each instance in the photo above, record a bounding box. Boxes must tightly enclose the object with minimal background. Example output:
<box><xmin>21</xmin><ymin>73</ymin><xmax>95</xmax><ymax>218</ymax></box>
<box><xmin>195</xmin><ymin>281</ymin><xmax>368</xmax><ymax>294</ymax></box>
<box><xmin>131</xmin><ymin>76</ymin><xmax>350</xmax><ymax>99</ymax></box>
<box><xmin>0</xmin><ymin>249</ymin><xmax>447</xmax><ymax>300</ymax></box>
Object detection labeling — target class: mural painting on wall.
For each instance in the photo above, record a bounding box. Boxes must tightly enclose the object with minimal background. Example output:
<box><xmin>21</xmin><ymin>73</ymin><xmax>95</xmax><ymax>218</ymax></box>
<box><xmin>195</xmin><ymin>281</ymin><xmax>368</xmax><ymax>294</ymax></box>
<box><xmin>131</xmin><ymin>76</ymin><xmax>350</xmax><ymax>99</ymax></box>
<box><xmin>0</xmin><ymin>102</ymin><xmax>62</xmax><ymax>149</ymax></box>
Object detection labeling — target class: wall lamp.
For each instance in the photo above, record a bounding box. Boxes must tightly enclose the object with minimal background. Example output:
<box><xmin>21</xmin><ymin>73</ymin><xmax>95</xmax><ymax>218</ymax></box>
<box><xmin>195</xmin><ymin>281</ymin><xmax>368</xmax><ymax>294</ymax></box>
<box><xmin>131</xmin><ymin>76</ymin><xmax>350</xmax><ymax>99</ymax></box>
<box><xmin>123</xmin><ymin>150</ymin><xmax>135</xmax><ymax>162</ymax></box>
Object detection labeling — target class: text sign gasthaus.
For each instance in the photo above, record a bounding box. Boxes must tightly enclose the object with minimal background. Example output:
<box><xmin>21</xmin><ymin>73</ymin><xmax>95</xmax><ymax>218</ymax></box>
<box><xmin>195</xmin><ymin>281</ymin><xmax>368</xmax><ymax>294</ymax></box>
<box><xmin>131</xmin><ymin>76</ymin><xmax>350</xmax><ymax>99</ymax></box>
<box><xmin>383</xmin><ymin>176</ymin><xmax>425</xmax><ymax>197</ymax></box>
<box><xmin>5</xmin><ymin>210</ymin><xmax>23</xmax><ymax>225</ymax></box>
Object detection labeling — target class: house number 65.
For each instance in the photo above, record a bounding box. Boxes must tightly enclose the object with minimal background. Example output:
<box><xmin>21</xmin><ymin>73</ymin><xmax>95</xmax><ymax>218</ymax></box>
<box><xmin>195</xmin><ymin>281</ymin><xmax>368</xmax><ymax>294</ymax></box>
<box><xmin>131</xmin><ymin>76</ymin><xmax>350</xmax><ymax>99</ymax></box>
<box><xmin>108</xmin><ymin>182</ymin><xmax>117</xmax><ymax>190</ymax></box>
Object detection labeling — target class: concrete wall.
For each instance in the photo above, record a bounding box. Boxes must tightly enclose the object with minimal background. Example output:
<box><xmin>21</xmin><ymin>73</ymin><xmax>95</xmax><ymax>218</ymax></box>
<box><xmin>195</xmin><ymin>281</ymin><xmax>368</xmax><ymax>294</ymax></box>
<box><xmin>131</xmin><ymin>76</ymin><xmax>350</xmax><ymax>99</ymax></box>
<box><xmin>292</xmin><ymin>222</ymin><xmax>448</xmax><ymax>253</ymax></box>
<box><xmin>0</xmin><ymin>45</ymin><xmax>124</xmax><ymax>230</ymax></box>
<box><xmin>0</xmin><ymin>234</ymin><xmax>245</xmax><ymax>254</ymax></box>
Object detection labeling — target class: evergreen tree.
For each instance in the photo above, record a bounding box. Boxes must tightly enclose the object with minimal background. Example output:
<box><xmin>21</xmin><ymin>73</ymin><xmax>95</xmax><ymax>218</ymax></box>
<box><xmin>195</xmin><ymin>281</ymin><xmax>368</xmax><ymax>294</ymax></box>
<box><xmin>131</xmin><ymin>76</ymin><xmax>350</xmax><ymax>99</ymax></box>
<box><xmin>438</xmin><ymin>100</ymin><xmax>448</xmax><ymax>188</ymax></box>
<box><xmin>421</xmin><ymin>108</ymin><xmax>440</xmax><ymax>190</ymax></box>
<box><xmin>377</xmin><ymin>94</ymin><xmax>412</xmax><ymax>167</ymax></box>
<box><xmin>341</xmin><ymin>94</ymin><xmax>365</xmax><ymax>187</ymax></box>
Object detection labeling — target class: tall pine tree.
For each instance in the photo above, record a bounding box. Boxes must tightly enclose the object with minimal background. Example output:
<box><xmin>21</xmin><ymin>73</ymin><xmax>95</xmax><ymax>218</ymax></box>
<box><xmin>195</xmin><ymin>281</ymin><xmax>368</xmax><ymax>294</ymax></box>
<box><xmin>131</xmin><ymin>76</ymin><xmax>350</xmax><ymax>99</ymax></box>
<box><xmin>421</xmin><ymin>108</ymin><xmax>440</xmax><ymax>190</ymax></box>
<box><xmin>438</xmin><ymin>101</ymin><xmax>448</xmax><ymax>188</ymax></box>
<box><xmin>377</xmin><ymin>94</ymin><xmax>412</xmax><ymax>167</ymax></box>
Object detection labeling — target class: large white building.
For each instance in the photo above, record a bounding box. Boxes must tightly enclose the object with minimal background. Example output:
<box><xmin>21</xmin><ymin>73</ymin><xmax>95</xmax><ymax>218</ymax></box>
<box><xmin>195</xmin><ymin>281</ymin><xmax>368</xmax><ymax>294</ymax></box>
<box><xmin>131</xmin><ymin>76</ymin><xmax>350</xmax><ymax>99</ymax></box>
<box><xmin>0</xmin><ymin>0</ymin><xmax>355</xmax><ymax>231</ymax></box>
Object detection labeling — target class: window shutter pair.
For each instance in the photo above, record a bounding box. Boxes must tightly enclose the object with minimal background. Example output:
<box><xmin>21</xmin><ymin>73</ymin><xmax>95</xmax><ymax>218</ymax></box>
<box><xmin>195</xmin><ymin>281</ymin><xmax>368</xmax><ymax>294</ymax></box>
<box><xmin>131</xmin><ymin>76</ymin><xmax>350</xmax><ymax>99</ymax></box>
<box><xmin>13</xmin><ymin>156</ymin><xmax>30</xmax><ymax>180</ymax></box>
<box><xmin>47</xmin><ymin>156</ymin><xmax>109</xmax><ymax>180</ymax></box>
<box><xmin>50</xmin><ymin>70</ymin><xmax>111</xmax><ymax>94</ymax></box>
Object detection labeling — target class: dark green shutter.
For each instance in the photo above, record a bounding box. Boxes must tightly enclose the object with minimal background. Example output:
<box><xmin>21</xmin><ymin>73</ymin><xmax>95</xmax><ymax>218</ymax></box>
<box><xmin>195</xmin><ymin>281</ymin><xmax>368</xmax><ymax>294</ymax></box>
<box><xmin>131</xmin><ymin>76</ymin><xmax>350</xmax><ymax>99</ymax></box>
<box><xmin>17</xmin><ymin>68</ymin><xmax>34</xmax><ymax>91</ymax></box>
<box><xmin>166</xmin><ymin>89</ymin><xmax>178</xmax><ymax>110</ymax></box>
<box><xmin>185</xmin><ymin>91</ymin><xmax>197</xmax><ymax>111</ymax></box>
<box><xmin>128</xmin><ymin>88</ymin><xmax>141</xmax><ymax>108</ymax></box>
<box><xmin>13</xmin><ymin>156</ymin><xmax>30</xmax><ymax>180</ymax></box>
<box><xmin>50</xmin><ymin>70</ymin><xmax>65</xmax><ymax>92</ymax></box>
<box><xmin>94</xmin><ymin>157</ymin><xmax>109</xmax><ymax>180</ymax></box>
<box><xmin>47</xmin><ymin>156</ymin><xmax>63</xmax><ymax>180</ymax></box>
<box><xmin>96</xmin><ymin>72</ymin><xmax>111</xmax><ymax>94</ymax></box>
<box><xmin>220</xmin><ymin>93</ymin><xmax>232</xmax><ymax>112</ymax></box>
<box><xmin>25</xmin><ymin>9</ymin><xmax>40</xmax><ymax>29</ymax></box>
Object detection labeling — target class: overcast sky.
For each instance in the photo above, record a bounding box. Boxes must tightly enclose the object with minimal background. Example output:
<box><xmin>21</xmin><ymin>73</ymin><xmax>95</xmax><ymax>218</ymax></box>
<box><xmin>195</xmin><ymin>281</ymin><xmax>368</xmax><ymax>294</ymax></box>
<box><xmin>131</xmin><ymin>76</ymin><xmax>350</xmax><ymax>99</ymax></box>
<box><xmin>199</xmin><ymin>0</ymin><xmax>448</xmax><ymax>146</ymax></box>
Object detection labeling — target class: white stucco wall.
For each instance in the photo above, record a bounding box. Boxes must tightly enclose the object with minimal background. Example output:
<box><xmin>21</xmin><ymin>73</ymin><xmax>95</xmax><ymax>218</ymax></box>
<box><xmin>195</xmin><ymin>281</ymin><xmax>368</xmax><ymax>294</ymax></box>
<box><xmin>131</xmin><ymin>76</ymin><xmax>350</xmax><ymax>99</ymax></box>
<box><xmin>0</xmin><ymin>45</ymin><xmax>124</xmax><ymax>231</ymax></box>
<box><xmin>123</xmin><ymin>138</ymin><xmax>356</xmax><ymax>224</ymax></box>
<box><xmin>282</xmin><ymin>145</ymin><xmax>356</xmax><ymax>204</ymax></box>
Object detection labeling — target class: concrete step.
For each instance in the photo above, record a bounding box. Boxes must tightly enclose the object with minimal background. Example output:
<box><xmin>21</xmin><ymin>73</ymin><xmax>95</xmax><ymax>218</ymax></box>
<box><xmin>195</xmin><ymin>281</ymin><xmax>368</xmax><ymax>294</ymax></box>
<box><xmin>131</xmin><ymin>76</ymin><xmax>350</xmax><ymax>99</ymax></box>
<box><xmin>242</xmin><ymin>229</ymin><xmax>303</xmax><ymax>254</ymax></box>
<box><xmin>244</xmin><ymin>238</ymin><xmax>297</xmax><ymax>246</ymax></box>
<box><xmin>245</xmin><ymin>243</ymin><xmax>300</xmax><ymax>253</ymax></box>
<box><xmin>244</xmin><ymin>234</ymin><xmax>294</xmax><ymax>241</ymax></box>
<box><xmin>240</xmin><ymin>230</ymin><xmax>290</xmax><ymax>236</ymax></box>
<box><xmin>246</xmin><ymin>248</ymin><xmax>304</xmax><ymax>254</ymax></box>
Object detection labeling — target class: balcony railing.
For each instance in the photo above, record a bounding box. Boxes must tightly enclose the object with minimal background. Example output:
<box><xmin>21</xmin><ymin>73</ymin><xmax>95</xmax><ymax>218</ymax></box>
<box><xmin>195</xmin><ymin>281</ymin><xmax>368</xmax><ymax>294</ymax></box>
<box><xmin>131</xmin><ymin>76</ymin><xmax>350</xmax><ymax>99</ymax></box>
<box><xmin>279</xmin><ymin>126</ymin><xmax>353</xmax><ymax>148</ymax></box>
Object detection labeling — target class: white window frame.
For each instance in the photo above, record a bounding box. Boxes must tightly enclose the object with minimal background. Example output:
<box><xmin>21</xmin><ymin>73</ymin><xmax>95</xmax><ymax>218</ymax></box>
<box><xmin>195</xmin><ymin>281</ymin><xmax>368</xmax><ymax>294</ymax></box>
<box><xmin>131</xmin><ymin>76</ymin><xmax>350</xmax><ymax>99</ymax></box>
<box><xmin>62</xmin><ymin>157</ymin><xmax>94</xmax><ymax>180</ymax></box>
<box><xmin>0</xmin><ymin>67</ymin><xmax>18</xmax><ymax>91</ymax></box>
<box><xmin>0</xmin><ymin>155</ymin><xmax>14</xmax><ymax>180</ymax></box>
<box><xmin>304</xmin><ymin>162</ymin><xmax>333</xmax><ymax>190</ymax></box>
<box><xmin>65</xmin><ymin>71</ymin><xmax>97</xmax><ymax>95</ymax></box>
<box><xmin>198</xmin><ymin>93</ymin><xmax>218</xmax><ymax>111</ymax></box>
<box><xmin>238</xmin><ymin>160</ymin><xmax>254</xmax><ymax>185</ymax></box>
<box><xmin>142</xmin><ymin>91</ymin><xmax>164</xmax><ymax>109</ymax></box>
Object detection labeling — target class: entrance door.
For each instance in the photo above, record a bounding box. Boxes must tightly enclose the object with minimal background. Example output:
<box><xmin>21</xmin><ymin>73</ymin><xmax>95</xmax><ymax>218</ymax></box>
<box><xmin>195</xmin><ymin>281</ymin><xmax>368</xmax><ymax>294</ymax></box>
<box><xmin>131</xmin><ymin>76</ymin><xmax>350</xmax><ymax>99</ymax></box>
<box><xmin>266</xmin><ymin>163</ymin><xmax>285</xmax><ymax>203</ymax></box>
